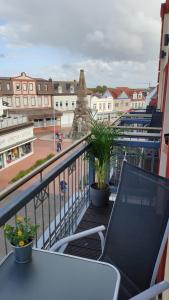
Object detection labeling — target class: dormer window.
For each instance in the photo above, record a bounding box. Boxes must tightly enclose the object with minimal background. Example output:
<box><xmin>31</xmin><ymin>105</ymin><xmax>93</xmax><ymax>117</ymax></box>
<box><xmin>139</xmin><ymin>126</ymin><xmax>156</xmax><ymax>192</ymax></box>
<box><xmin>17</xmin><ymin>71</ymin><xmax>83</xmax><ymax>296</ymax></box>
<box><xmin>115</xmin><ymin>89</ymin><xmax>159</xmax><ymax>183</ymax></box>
<box><xmin>6</xmin><ymin>83</ymin><xmax>10</xmax><ymax>91</ymax></box>
<box><xmin>58</xmin><ymin>85</ymin><xmax>62</xmax><ymax>93</ymax></box>
<box><xmin>133</xmin><ymin>93</ymin><xmax>137</xmax><ymax>100</ymax></box>
<box><xmin>138</xmin><ymin>93</ymin><xmax>142</xmax><ymax>99</ymax></box>
<box><xmin>70</xmin><ymin>85</ymin><xmax>74</xmax><ymax>93</ymax></box>
<box><xmin>54</xmin><ymin>83</ymin><xmax>59</xmax><ymax>91</ymax></box>
<box><xmin>66</xmin><ymin>83</ymin><xmax>70</xmax><ymax>91</ymax></box>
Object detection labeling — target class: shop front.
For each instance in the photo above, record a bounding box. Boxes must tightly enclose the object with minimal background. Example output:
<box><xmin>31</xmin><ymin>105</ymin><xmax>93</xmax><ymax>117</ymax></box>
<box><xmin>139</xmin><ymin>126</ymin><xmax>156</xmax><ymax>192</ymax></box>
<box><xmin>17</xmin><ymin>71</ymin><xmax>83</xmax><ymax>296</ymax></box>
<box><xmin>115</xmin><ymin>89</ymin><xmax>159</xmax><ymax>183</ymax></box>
<box><xmin>0</xmin><ymin>125</ymin><xmax>35</xmax><ymax>170</ymax></box>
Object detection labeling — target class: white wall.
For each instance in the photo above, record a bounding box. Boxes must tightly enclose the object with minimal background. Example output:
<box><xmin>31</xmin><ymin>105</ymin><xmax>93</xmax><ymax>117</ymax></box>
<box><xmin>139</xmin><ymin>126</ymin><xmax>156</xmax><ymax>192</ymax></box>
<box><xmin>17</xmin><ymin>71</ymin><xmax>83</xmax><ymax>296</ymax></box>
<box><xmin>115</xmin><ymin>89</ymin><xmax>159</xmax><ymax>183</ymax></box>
<box><xmin>0</xmin><ymin>126</ymin><xmax>34</xmax><ymax>151</ymax></box>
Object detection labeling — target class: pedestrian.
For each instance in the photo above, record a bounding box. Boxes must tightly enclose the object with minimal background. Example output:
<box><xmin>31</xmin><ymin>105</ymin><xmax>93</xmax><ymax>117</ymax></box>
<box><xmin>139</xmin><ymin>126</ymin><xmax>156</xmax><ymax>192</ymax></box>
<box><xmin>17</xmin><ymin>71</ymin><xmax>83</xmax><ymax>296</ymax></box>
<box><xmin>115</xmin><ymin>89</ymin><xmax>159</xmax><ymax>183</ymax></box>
<box><xmin>56</xmin><ymin>141</ymin><xmax>61</xmax><ymax>152</ymax></box>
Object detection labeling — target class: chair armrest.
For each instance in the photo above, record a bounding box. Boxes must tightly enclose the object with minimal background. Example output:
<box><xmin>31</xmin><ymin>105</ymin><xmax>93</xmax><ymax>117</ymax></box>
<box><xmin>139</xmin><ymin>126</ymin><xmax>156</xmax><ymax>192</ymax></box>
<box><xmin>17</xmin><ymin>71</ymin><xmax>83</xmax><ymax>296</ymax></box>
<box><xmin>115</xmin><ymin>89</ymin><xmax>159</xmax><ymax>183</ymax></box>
<box><xmin>50</xmin><ymin>225</ymin><xmax>106</xmax><ymax>252</ymax></box>
<box><xmin>129</xmin><ymin>281</ymin><xmax>169</xmax><ymax>300</ymax></box>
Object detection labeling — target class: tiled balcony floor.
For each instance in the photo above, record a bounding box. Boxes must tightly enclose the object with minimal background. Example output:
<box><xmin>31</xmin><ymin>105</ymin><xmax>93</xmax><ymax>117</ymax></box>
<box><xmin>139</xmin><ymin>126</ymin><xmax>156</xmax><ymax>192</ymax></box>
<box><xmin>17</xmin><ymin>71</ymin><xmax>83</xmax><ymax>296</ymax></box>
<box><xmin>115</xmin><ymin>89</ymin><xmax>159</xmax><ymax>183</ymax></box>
<box><xmin>64</xmin><ymin>201</ymin><xmax>113</xmax><ymax>259</ymax></box>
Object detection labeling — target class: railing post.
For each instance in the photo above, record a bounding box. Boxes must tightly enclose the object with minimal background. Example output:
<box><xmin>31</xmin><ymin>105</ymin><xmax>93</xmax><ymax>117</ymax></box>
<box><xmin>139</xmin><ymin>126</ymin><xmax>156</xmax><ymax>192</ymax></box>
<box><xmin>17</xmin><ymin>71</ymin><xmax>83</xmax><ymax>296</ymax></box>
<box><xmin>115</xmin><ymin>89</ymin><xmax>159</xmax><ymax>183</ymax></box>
<box><xmin>89</xmin><ymin>155</ymin><xmax>95</xmax><ymax>203</ymax></box>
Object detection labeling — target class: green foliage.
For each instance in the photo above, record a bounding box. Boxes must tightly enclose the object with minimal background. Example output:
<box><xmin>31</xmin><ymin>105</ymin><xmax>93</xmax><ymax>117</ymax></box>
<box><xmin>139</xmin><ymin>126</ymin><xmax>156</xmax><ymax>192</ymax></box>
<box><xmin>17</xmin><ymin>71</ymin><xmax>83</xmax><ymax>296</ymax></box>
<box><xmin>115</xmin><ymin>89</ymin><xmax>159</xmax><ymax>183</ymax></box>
<box><xmin>10</xmin><ymin>153</ymin><xmax>55</xmax><ymax>183</ymax></box>
<box><xmin>86</xmin><ymin>118</ymin><xmax>119</xmax><ymax>189</ymax></box>
<box><xmin>4</xmin><ymin>216</ymin><xmax>39</xmax><ymax>247</ymax></box>
<box><xmin>91</xmin><ymin>85</ymin><xmax>107</xmax><ymax>94</ymax></box>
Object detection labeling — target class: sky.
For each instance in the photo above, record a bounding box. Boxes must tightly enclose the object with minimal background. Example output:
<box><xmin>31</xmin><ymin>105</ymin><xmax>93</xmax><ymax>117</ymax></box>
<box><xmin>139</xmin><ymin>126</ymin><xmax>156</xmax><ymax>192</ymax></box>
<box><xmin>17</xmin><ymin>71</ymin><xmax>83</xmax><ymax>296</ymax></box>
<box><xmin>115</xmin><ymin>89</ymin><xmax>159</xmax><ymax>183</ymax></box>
<box><xmin>0</xmin><ymin>0</ymin><xmax>163</xmax><ymax>88</ymax></box>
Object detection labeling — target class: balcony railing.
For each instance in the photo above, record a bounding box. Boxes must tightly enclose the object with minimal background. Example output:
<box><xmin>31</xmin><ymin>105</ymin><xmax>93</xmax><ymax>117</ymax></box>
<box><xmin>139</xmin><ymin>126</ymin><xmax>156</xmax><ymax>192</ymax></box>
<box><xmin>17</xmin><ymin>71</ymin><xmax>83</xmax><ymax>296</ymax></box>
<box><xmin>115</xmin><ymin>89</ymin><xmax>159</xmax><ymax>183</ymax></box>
<box><xmin>0</xmin><ymin>115</ymin><xmax>28</xmax><ymax>129</ymax></box>
<box><xmin>0</xmin><ymin>110</ymin><xmax>162</xmax><ymax>262</ymax></box>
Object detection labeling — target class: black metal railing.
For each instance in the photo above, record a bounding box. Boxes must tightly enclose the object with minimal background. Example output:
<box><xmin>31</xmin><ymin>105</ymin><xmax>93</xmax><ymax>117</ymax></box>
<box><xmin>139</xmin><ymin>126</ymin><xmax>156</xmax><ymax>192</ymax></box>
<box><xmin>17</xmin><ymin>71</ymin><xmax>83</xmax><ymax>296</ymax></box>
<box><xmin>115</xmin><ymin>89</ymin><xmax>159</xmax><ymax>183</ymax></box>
<box><xmin>0</xmin><ymin>143</ymin><xmax>92</xmax><ymax>261</ymax></box>
<box><xmin>0</xmin><ymin>112</ymin><xmax>162</xmax><ymax>261</ymax></box>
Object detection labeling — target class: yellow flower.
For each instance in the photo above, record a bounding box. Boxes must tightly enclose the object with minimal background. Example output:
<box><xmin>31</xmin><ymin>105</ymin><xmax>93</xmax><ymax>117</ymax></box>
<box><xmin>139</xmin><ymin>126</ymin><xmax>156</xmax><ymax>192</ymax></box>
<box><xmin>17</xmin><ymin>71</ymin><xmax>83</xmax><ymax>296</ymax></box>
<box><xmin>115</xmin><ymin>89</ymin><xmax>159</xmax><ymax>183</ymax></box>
<box><xmin>17</xmin><ymin>230</ymin><xmax>22</xmax><ymax>237</ymax></box>
<box><xmin>19</xmin><ymin>240</ymin><xmax>25</xmax><ymax>247</ymax></box>
<box><xmin>16</xmin><ymin>216</ymin><xmax>23</xmax><ymax>223</ymax></box>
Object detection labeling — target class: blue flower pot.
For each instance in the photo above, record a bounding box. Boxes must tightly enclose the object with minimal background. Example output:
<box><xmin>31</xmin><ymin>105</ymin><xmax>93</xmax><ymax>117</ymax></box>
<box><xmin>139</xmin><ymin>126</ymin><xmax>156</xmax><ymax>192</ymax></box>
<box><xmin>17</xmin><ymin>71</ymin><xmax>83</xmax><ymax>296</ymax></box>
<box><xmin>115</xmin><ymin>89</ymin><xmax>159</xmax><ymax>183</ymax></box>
<box><xmin>12</xmin><ymin>240</ymin><xmax>33</xmax><ymax>263</ymax></box>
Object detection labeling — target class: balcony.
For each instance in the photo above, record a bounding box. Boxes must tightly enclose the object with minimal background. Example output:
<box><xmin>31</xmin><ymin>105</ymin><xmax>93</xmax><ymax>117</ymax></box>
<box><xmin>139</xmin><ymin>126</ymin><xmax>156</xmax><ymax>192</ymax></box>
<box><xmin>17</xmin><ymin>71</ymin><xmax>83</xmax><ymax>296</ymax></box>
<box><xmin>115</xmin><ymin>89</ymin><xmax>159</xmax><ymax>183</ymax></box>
<box><xmin>0</xmin><ymin>109</ymin><xmax>165</xmax><ymax>299</ymax></box>
<box><xmin>0</xmin><ymin>115</ymin><xmax>29</xmax><ymax>129</ymax></box>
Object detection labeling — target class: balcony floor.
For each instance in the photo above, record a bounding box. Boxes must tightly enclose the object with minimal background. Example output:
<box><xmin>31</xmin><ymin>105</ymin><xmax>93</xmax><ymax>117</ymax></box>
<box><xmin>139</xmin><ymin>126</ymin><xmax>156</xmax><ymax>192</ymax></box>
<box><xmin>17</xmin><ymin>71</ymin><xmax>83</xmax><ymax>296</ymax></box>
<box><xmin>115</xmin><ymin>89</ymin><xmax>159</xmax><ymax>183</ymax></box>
<box><xmin>64</xmin><ymin>201</ymin><xmax>113</xmax><ymax>259</ymax></box>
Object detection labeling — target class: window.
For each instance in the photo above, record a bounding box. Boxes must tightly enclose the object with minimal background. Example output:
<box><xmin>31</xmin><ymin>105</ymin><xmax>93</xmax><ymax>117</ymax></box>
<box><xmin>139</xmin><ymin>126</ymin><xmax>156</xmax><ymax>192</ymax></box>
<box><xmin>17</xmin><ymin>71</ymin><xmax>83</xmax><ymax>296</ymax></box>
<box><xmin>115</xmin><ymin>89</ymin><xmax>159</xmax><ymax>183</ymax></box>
<box><xmin>23</xmin><ymin>97</ymin><xmax>28</xmax><ymax>106</ymax></box>
<box><xmin>133</xmin><ymin>93</ymin><xmax>137</xmax><ymax>99</ymax></box>
<box><xmin>44</xmin><ymin>84</ymin><xmax>48</xmax><ymax>91</ymax></box>
<box><xmin>108</xmin><ymin>103</ymin><xmax>111</xmax><ymax>110</ymax></box>
<box><xmin>125</xmin><ymin>103</ymin><xmax>128</xmax><ymax>106</ymax></box>
<box><xmin>44</xmin><ymin>97</ymin><xmax>49</xmax><ymax>105</ymax></box>
<box><xmin>138</xmin><ymin>93</ymin><xmax>142</xmax><ymax>99</ymax></box>
<box><xmin>93</xmin><ymin>104</ymin><xmax>96</xmax><ymax>109</ymax></box>
<box><xmin>38</xmin><ymin>97</ymin><xmax>42</xmax><ymax>106</ymax></box>
<box><xmin>58</xmin><ymin>86</ymin><xmax>62</xmax><ymax>93</ymax></box>
<box><xmin>22</xmin><ymin>83</ymin><xmax>27</xmax><ymax>91</ymax></box>
<box><xmin>0</xmin><ymin>83</ymin><xmax>2</xmax><ymax>91</ymax></box>
<box><xmin>38</xmin><ymin>84</ymin><xmax>41</xmax><ymax>91</ymax></box>
<box><xmin>103</xmin><ymin>103</ymin><xmax>106</xmax><ymax>110</ymax></box>
<box><xmin>99</xmin><ymin>104</ymin><xmax>102</xmax><ymax>110</ymax></box>
<box><xmin>72</xmin><ymin>102</ymin><xmax>75</xmax><ymax>107</ymax></box>
<box><xmin>66</xmin><ymin>101</ymin><xmax>68</xmax><ymax>107</ymax></box>
<box><xmin>29</xmin><ymin>83</ymin><xmax>33</xmax><ymax>91</ymax></box>
<box><xmin>6</xmin><ymin>83</ymin><xmax>10</xmax><ymax>91</ymax></box>
<box><xmin>31</xmin><ymin>97</ymin><xmax>35</xmax><ymax>106</ymax></box>
<box><xmin>54</xmin><ymin>83</ymin><xmax>58</xmax><ymax>90</ymax></box>
<box><xmin>15</xmin><ymin>97</ymin><xmax>20</xmax><ymax>107</ymax></box>
<box><xmin>7</xmin><ymin>97</ymin><xmax>12</xmax><ymax>106</ymax></box>
<box><xmin>56</xmin><ymin>102</ymin><xmax>58</xmax><ymax>107</ymax></box>
<box><xmin>60</xmin><ymin>101</ymin><xmax>62</xmax><ymax>107</ymax></box>
<box><xmin>16</xmin><ymin>83</ymin><xmax>20</xmax><ymax>91</ymax></box>
<box><xmin>115</xmin><ymin>103</ymin><xmax>119</xmax><ymax>107</ymax></box>
<box><xmin>70</xmin><ymin>86</ymin><xmax>74</xmax><ymax>93</ymax></box>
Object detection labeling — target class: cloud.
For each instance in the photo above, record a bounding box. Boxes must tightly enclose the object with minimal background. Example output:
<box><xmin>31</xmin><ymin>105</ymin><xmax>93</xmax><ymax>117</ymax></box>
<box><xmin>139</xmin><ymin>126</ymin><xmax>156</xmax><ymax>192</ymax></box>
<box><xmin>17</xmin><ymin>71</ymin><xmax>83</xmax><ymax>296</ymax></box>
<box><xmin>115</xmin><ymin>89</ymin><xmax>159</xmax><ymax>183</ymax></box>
<box><xmin>0</xmin><ymin>0</ymin><xmax>161</xmax><ymax>62</ymax></box>
<box><xmin>0</xmin><ymin>53</ymin><xmax>5</xmax><ymax>58</ymax></box>
<box><xmin>36</xmin><ymin>59</ymin><xmax>158</xmax><ymax>88</ymax></box>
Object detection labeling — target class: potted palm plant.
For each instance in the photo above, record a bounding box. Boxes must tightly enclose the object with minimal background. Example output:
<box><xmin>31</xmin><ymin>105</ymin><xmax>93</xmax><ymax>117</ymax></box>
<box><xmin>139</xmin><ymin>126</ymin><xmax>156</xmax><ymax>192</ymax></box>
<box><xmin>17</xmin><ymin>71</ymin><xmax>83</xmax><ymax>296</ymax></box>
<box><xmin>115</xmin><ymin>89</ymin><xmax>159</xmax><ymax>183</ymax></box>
<box><xmin>86</xmin><ymin>118</ymin><xmax>118</xmax><ymax>207</ymax></box>
<box><xmin>4</xmin><ymin>216</ymin><xmax>39</xmax><ymax>263</ymax></box>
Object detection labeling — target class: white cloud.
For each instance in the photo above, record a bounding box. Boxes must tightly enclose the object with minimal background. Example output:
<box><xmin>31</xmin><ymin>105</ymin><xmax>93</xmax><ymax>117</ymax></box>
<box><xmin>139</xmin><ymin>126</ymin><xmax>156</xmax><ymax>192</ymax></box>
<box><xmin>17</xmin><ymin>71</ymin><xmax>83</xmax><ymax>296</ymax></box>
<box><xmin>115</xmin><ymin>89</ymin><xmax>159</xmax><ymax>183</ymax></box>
<box><xmin>0</xmin><ymin>0</ymin><xmax>162</xmax><ymax>85</ymax></box>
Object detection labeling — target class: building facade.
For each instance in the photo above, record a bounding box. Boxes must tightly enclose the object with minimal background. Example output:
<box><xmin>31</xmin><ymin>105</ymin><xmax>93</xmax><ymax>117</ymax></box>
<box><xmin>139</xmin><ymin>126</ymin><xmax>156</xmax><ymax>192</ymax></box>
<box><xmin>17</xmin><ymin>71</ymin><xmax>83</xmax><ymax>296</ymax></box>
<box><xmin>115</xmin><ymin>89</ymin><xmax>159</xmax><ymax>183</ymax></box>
<box><xmin>52</xmin><ymin>80</ymin><xmax>92</xmax><ymax>127</ymax></box>
<box><xmin>0</xmin><ymin>72</ymin><xmax>61</xmax><ymax>130</ymax></box>
<box><xmin>156</xmin><ymin>1</ymin><xmax>169</xmax><ymax>298</ymax></box>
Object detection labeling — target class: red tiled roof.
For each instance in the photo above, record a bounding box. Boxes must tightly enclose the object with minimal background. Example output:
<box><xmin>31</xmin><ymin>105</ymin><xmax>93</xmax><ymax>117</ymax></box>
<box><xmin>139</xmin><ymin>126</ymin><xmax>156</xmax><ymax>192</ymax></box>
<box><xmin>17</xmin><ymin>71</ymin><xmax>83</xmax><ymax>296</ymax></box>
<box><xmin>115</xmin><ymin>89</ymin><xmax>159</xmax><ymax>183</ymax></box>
<box><xmin>108</xmin><ymin>87</ymin><xmax>133</xmax><ymax>98</ymax></box>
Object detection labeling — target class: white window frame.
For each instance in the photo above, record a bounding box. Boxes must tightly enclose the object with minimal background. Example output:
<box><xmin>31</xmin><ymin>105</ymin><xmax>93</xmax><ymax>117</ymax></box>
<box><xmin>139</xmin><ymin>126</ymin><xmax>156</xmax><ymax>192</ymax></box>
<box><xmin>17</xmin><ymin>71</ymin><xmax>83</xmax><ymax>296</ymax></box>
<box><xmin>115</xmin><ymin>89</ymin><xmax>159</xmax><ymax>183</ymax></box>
<box><xmin>16</xmin><ymin>83</ymin><xmax>20</xmax><ymax>91</ymax></box>
<box><xmin>29</xmin><ymin>83</ymin><xmax>33</xmax><ymax>91</ymax></box>
<box><xmin>44</xmin><ymin>97</ymin><xmax>49</xmax><ymax>106</ymax></box>
<box><xmin>31</xmin><ymin>97</ymin><xmax>35</xmax><ymax>106</ymax></box>
<box><xmin>22</xmin><ymin>83</ymin><xmax>27</xmax><ymax>91</ymax></box>
<box><xmin>15</xmin><ymin>97</ymin><xmax>20</xmax><ymax>107</ymax></box>
<box><xmin>6</xmin><ymin>83</ymin><xmax>10</xmax><ymax>91</ymax></box>
<box><xmin>38</xmin><ymin>97</ymin><xmax>42</xmax><ymax>106</ymax></box>
<box><xmin>23</xmin><ymin>97</ymin><xmax>28</xmax><ymax>106</ymax></box>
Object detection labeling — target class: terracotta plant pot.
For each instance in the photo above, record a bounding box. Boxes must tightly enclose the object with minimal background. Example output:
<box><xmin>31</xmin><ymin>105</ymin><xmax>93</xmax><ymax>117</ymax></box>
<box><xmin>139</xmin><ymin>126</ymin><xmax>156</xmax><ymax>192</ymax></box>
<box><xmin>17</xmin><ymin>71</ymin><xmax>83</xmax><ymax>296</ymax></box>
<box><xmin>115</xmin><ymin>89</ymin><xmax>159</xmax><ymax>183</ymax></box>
<box><xmin>12</xmin><ymin>240</ymin><xmax>33</xmax><ymax>263</ymax></box>
<box><xmin>90</xmin><ymin>183</ymin><xmax>110</xmax><ymax>207</ymax></box>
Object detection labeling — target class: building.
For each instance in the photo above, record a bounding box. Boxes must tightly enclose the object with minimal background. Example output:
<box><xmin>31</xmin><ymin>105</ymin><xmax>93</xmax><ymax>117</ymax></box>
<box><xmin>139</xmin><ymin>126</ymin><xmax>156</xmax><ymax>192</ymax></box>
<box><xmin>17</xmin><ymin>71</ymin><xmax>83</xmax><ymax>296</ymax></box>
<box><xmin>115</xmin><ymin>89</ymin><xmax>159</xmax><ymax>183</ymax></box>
<box><xmin>52</xmin><ymin>80</ymin><xmax>78</xmax><ymax>127</ymax></box>
<box><xmin>0</xmin><ymin>115</ymin><xmax>35</xmax><ymax>170</ymax></box>
<box><xmin>0</xmin><ymin>72</ymin><xmax>62</xmax><ymax>131</ymax></box>
<box><xmin>130</xmin><ymin>88</ymin><xmax>147</xmax><ymax>109</ymax></box>
<box><xmin>156</xmin><ymin>1</ymin><xmax>169</xmax><ymax>298</ymax></box>
<box><xmin>52</xmin><ymin>79</ymin><xmax>92</xmax><ymax>127</ymax></box>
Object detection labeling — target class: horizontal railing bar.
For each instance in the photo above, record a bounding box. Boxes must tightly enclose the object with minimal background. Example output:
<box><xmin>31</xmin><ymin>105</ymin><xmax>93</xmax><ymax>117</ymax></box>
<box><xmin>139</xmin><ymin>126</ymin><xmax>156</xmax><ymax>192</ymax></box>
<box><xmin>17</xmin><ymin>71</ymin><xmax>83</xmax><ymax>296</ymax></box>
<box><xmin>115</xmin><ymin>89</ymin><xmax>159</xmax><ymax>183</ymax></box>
<box><xmin>0</xmin><ymin>134</ymin><xmax>90</xmax><ymax>201</ymax></box>
<box><xmin>0</xmin><ymin>144</ymin><xmax>89</xmax><ymax>227</ymax></box>
<box><xmin>117</xmin><ymin>132</ymin><xmax>161</xmax><ymax>138</ymax></box>
<box><xmin>121</xmin><ymin>114</ymin><xmax>152</xmax><ymax>118</ymax></box>
<box><xmin>113</xmin><ymin>126</ymin><xmax>162</xmax><ymax>131</ymax></box>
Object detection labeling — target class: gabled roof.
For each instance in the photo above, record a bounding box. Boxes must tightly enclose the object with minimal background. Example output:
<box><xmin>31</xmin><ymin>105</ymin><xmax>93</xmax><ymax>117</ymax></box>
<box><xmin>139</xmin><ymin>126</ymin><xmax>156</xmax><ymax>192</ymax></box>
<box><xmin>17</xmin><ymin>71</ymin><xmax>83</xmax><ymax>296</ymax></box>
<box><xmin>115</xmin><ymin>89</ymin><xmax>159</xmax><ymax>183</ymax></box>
<box><xmin>108</xmin><ymin>87</ymin><xmax>132</xmax><ymax>98</ymax></box>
